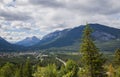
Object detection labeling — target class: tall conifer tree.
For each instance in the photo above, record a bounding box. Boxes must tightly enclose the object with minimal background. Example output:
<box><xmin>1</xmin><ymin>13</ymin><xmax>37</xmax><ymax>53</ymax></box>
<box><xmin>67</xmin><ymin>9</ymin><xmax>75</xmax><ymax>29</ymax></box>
<box><xmin>23</xmin><ymin>58</ymin><xmax>33</xmax><ymax>77</ymax></box>
<box><xmin>114</xmin><ymin>48</ymin><xmax>120</xmax><ymax>77</ymax></box>
<box><xmin>115</xmin><ymin>48</ymin><xmax>120</xmax><ymax>65</ymax></box>
<box><xmin>80</xmin><ymin>24</ymin><xmax>106</xmax><ymax>77</ymax></box>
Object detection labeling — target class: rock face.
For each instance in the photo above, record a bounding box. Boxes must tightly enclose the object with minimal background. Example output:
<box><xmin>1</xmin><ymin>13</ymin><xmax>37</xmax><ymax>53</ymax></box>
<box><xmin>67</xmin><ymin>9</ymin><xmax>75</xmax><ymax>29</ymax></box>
<box><xmin>92</xmin><ymin>31</ymin><xmax>116</xmax><ymax>41</ymax></box>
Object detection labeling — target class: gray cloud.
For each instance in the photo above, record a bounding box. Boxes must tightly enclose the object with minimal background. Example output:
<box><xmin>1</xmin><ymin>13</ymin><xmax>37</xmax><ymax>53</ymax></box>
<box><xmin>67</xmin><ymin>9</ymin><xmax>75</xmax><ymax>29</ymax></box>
<box><xmin>0</xmin><ymin>0</ymin><xmax>3</xmax><ymax>3</ymax></box>
<box><xmin>0</xmin><ymin>24</ymin><xmax>2</xmax><ymax>28</ymax></box>
<box><xmin>9</xmin><ymin>37</ymin><xmax>13</xmax><ymax>40</ymax></box>
<box><xmin>29</xmin><ymin>0</ymin><xmax>120</xmax><ymax>15</ymax></box>
<box><xmin>29</xmin><ymin>0</ymin><xmax>64</xmax><ymax>8</ymax></box>
<box><xmin>0</xmin><ymin>9</ymin><xmax>32</xmax><ymax>21</ymax></box>
<box><xmin>21</xmin><ymin>27</ymin><xmax>32</xmax><ymax>31</ymax></box>
<box><xmin>0</xmin><ymin>0</ymin><xmax>120</xmax><ymax>42</ymax></box>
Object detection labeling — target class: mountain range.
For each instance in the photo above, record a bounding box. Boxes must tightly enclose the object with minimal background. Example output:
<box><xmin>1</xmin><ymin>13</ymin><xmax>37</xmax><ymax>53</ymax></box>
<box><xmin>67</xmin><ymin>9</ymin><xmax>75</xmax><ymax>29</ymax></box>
<box><xmin>30</xmin><ymin>24</ymin><xmax>120</xmax><ymax>52</ymax></box>
<box><xmin>16</xmin><ymin>36</ymin><xmax>40</xmax><ymax>47</ymax></box>
<box><xmin>0</xmin><ymin>23</ymin><xmax>120</xmax><ymax>52</ymax></box>
<box><xmin>0</xmin><ymin>37</ymin><xmax>25</xmax><ymax>52</ymax></box>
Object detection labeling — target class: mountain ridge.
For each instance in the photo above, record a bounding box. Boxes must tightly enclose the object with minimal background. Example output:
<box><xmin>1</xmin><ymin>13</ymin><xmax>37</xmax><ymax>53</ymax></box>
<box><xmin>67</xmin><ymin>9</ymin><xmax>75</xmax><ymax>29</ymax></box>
<box><xmin>0</xmin><ymin>23</ymin><xmax>120</xmax><ymax>52</ymax></box>
<box><xmin>30</xmin><ymin>23</ymin><xmax>120</xmax><ymax>52</ymax></box>
<box><xmin>0</xmin><ymin>36</ymin><xmax>25</xmax><ymax>52</ymax></box>
<box><xmin>15</xmin><ymin>36</ymin><xmax>40</xmax><ymax>47</ymax></box>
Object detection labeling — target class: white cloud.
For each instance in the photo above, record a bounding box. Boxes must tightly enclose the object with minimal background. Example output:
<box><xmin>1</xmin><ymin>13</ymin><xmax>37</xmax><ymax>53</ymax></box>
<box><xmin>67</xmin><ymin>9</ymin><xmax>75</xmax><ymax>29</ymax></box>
<box><xmin>0</xmin><ymin>0</ymin><xmax>120</xmax><ymax>42</ymax></box>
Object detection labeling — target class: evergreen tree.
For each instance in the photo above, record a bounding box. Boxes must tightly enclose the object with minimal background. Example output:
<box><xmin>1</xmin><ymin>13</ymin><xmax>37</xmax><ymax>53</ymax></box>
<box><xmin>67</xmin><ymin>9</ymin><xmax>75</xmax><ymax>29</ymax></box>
<box><xmin>23</xmin><ymin>58</ymin><xmax>33</xmax><ymax>77</ymax></box>
<box><xmin>14</xmin><ymin>64</ymin><xmax>23</xmax><ymax>77</ymax></box>
<box><xmin>58</xmin><ymin>65</ymin><xmax>66</xmax><ymax>77</ymax></box>
<box><xmin>33</xmin><ymin>64</ymin><xmax>58</xmax><ymax>77</ymax></box>
<box><xmin>0</xmin><ymin>62</ymin><xmax>15</xmax><ymax>77</ymax></box>
<box><xmin>59</xmin><ymin>60</ymin><xmax>79</xmax><ymax>77</ymax></box>
<box><xmin>114</xmin><ymin>48</ymin><xmax>120</xmax><ymax>77</ymax></box>
<box><xmin>115</xmin><ymin>48</ymin><xmax>120</xmax><ymax>65</ymax></box>
<box><xmin>115</xmin><ymin>67</ymin><xmax>120</xmax><ymax>77</ymax></box>
<box><xmin>65</xmin><ymin>60</ymin><xmax>79</xmax><ymax>77</ymax></box>
<box><xmin>107</xmin><ymin>64</ymin><xmax>115</xmax><ymax>77</ymax></box>
<box><xmin>14</xmin><ymin>68</ymin><xmax>22</xmax><ymax>77</ymax></box>
<box><xmin>80</xmin><ymin>24</ymin><xmax>106</xmax><ymax>77</ymax></box>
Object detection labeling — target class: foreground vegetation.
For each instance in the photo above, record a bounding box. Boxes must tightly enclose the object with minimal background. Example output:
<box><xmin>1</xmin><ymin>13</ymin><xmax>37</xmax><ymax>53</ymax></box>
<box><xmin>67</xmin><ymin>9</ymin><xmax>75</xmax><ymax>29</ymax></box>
<box><xmin>0</xmin><ymin>24</ymin><xmax>120</xmax><ymax>77</ymax></box>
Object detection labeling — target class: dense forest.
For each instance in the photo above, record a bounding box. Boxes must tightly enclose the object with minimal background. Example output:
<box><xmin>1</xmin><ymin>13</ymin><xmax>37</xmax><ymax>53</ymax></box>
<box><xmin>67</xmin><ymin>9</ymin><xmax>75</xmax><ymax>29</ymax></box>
<box><xmin>0</xmin><ymin>24</ymin><xmax>120</xmax><ymax>77</ymax></box>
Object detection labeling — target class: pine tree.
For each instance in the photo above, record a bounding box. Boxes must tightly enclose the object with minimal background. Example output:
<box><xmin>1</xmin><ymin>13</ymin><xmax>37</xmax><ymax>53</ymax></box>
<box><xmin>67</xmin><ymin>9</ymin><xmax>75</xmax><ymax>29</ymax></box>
<box><xmin>80</xmin><ymin>24</ymin><xmax>106</xmax><ymax>77</ymax></box>
<box><xmin>14</xmin><ymin>64</ymin><xmax>23</xmax><ymax>77</ymax></box>
<box><xmin>61</xmin><ymin>60</ymin><xmax>79</xmax><ymax>77</ymax></box>
<box><xmin>14</xmin><ymin>68</ymin><xmax>22</xmax><ymax>77</ymax></box>
<box><xmin>33</xmin><ymin>64</ymin><xmax>58</xmax><ymax>77</ymax></box>
<box><xmin>107</xmin><ymin>64</ymin><xmax>115</xmax><ymax>77</ymax></box>
<box><xmin>0</xmin><ymin>62</ymin><xmax>15</xmax><ymax>77</ymax></box>
<box><xmin>115</xmin><ymin>67</ymin><xmax>120</xmax><ymax>77</ymax></box>
<box><xmin>114</xmin><ymin>48</ymin><xmax>120</xmax><ymax>77</ymax></box>
<box><xmin>115</xmin><ymin>48</ymin><xmax>120</xmax><ymax>65</ymax></box>
<box><xmin>23</xmin><ymin>58</ymin><xmax>33</xmax><ymax>77</ymax></box>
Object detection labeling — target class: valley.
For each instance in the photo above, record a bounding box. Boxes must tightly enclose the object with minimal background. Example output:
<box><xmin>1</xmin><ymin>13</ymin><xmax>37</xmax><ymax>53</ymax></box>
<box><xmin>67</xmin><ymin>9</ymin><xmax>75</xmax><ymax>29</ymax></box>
<box><xmin>0</xmin><ymin>0</ymin><xmax>120</xmax><ymax>76</ymax></box>
<box><xmin>0</xmin><ymin>24</ymin><xmax>120</xmax><ymax>77</ymax></box>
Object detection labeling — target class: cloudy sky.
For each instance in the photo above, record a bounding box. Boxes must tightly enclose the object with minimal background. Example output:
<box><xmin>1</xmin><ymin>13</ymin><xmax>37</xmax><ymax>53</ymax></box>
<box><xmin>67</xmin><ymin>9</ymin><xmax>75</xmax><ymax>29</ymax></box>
<box><xmin>0</xmin><ymin>0</ymin><xmax>120</xmax><ymax>43</ymax></box>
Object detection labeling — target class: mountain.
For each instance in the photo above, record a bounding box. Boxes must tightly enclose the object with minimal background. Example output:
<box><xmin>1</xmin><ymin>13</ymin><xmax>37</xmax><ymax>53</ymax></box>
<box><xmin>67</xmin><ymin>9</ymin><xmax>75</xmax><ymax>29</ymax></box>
<box><xmin>16</xmin><ymin>36</ymin><xmax>40</xmax><ymax>47</ymax></box>
<box><xmin>0</xmin><ymin>37</ymin><xmax>25</xmax><ymax>52</ymax></box>
<box><xmin>36</xmin><ymin>29</ymin><xmax>70</xmax><ymax>46</ymax></box>
<box><xmin>31</xmin><ymin>24</ymin><xmax>120</xmax><ymax>52</ymax></box>
<box><xmin>0</xmin><ymin>23</ymin><xmax>120</xmax><ymax>52</ymax></box>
